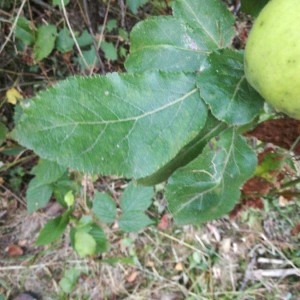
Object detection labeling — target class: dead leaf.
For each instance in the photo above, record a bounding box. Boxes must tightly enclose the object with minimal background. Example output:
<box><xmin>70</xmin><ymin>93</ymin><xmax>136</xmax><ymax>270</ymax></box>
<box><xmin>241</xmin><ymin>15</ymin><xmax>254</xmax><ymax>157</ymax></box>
<box><xmin>5</xmin><ymin>244</ymin><xmax>24</xmax><ymax>256</ymax></box>
<box><xmin>158</xmin><ymin>214</ymin><xmax>170</xmax><ymax>230</ymax></box>
<box><xmin>246</xmin><ymin>118</ymin><xmax>300</xmax><ymax>154</ymax></box>
<box><xmin>6</xmin><ymin>87</ymin><xmax>23</xmax><ymax>105</ymax></box>
<box><xmin>126</xmin><ymin>270</ymin><xmax>139</xmax><ymax>283</ymax></box>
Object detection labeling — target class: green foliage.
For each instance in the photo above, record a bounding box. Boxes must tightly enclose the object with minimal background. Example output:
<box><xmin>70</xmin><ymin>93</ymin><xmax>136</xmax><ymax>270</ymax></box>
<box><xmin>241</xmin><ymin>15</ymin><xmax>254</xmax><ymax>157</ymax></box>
<box><xmin>240</xmin><ymin>0</ymin><xmax>269</xmax><ymax>17</ymax></box>
<box><xmin>127</xmin><ymin>0</ymin><xmax>150</xmax><ymax>13</ymax></box>
<box><xmin>36</xmin><ymin>211</ymin><xmax>70</xmax><ymax>245</ymax></box>
<box><xmin>59</xmin><ymin>268</ymin><xmax>81</xmax><ymax>294</ymax></box>
<box><xmin>13</xmin><ymin>0</ymin><xmax>264</xmax><ymax>228</ymax></box>
<box><xmin>93</xmin><ymin>182</ymin><xmax>154</xmax><ymax>232</ymax></box>
<box><xmin>0</xmin><ymin>122</ymin><xmax>7</xmax><ymax>145</ymax></box>
<box><xmin>26</xmin><ymin>159</ymin><xmax>67</xmax><ymax>213</ymax></box>
<box><xmin>34</xmin><ymin>25</ymin><xmax>57</xmax><ymax>61</ymax></box>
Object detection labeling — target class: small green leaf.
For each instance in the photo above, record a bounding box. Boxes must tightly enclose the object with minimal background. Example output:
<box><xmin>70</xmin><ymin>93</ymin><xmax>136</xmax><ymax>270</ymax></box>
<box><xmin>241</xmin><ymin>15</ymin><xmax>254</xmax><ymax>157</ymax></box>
<box><xmin>76</xmin><ymin>30</ymin><xmax>93</xmax><ymax>47</ymax></box>
<box><xmin>118</xmin><ymin>182</ymin><xmax>154</xmax><ymax>232</ymax></box>
<box><xmin>127</xmin><ymin>0</ymin><xmax>149</xmax><ymax>14</ymax></box>
<box><xmin>56</xmin><ymin>27</ymin><xmax>74</xmax><ymax>53</ymax></box>
<box><xmin>120</xmin><ymin>182</ymin><xmax>153</xmax><ymax>214</ymax></box>
<box><xmin>59</xmin><ymin>268</ymin><xmax>81</xmax><ymax>294</ymax></box>
<box><xmin>77</xmin><ymin>47</ymin><xmax>99</xmax><ymax>71</ymax></box>
<box><xmin>240</xmin><ymin>0</ymin><xmax>268</xmax><ymax>17</ymax></box>
<box><xmin>119</xmin><ymin>211</ymin><xmax>153</xmax><ymax>232</ymax></box>
<box><xmin>100</xmin><ymin>41</ymin><xmax>118</xmax><ymax>61</ymax></box>
<box><xmin>34</xmin><ymin>24</ymin><xmax>57</xmax><ymax>61</ymax></box>
<box><xmin>106</xmin><ymin>19</ymin><xmax>118</xmax><ymax>32</ymax></box>
<box><xmin>93</xmin><ymin>192</ymin><xmax>117</xmax><ymax>224</ymax></box>
<box><xmin>89</xmin><ymin>224</ymin><xmax>108</xmax><ymax>253</ymax></box>
<box><xmin>26</xmin><ymin>183</ymin><xmax>53</xmax><ymax>213</ymax></box>
<box><xmin>15</xmin><ymin>16</ymin><xmax>35</xmax><ymax>46</ymax></box>
<box><xmin>26</xmin><ymin>159</ymin><xmax>66</xmax><ymax>212</ymax></box>
<box><xmin>64</xmin><ymin>190</ymin><xmax>74</xmax><ymax>207</ymax></box>
<box><xmin>166</xmin><ymin>128</ymin><xmax>257</xmax><ymax>225</ymax></box>
<box><xmin>52</xmin><ymin>0</ymin><xmax>70</xmax><ymax>7</ymax></box>
<box><xmin>0</xmin><ymin>122</ymin><xmax>8</xmax><ymax>145</ymax></box>
<box><xmin>197</xmin><ymin>49</ymin><xmax>264</xmax><ymax>125</ymax></box>
<box><xmin>74</xmin><ymin>230</ymin><xmax>97</xmax><ymax>257</ymax></box>
<box><xmin>36</xmin><ymin>212</ymin><xmax>70</xmax><ymax>245</ymax></box>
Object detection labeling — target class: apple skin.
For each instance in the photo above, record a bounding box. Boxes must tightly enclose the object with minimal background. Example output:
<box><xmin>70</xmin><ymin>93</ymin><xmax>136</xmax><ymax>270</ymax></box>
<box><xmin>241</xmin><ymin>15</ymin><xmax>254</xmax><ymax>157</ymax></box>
<box><xmin>244</xmin><ymin>0</ymin><xmax>300</xmax><ymax>119</ymax></box>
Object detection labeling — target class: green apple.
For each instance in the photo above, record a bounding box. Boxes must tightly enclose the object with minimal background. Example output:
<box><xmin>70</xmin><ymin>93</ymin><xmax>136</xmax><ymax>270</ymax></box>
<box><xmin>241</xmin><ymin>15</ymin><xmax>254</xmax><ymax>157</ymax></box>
<box><xmin>244</xmin><ymin>0</ymin><xmax>300</xmax><ymax>119</ymax></box>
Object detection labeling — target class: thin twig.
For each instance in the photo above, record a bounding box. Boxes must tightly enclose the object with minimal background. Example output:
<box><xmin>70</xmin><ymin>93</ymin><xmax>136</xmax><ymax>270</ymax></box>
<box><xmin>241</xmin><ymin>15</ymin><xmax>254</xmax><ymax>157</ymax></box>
<box><xmin>60</xmin><ymin>0</ymin><xmax>89</xmax><ymax>71</ymax></box>
<box><xmin>81</xmin><ymin>0</ymin><xmax>105</xmax><ymax>74</ymax></box>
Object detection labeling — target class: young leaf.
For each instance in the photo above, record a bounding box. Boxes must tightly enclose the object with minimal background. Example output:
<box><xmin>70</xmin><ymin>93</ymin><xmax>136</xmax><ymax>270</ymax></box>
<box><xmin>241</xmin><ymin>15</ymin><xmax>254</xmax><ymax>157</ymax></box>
<box><xmin>0</xmin><ymin>122</ymin><xmax>8</xmax><ymax>145</ymax></box>
<box><xmin>74</xmin><ymin>230</ymin><xmax>97</xmax><ymax>257</ymax></box>
<box><xmin>36</xmin><ymin>212</ymin><xmax>70</xmax><ymax>245</ymax></box>
<box><xmin>34</xmin><ymin>24</ymin><xmax>57</xmax><ymax>61</ymax></box>
<box><xmin>166</xmin><ymin>128</ymin><xmax>257</xmax><ymax>225</ymax></box>
<box><xmin>59</xmin><ymin>268</ymin><xmax>81</xmax><ymax>294</ymax></box>
<box><xmin>119</xmin><ymin>211</ymin><xmax>153</xmax><ymax>232</ymax></box>
<box><xmin>89</xmin><ymin>224</ymin><xmax>108</xmax><ymax>253</ymax></box>
<box><xmin>15</xmin><ymin>16</ymin><xmax>35</xmax><ymax>46</ymax></box>
<box><xmin>127</xmin><ymin>0</ymin><xmax>149</xmax><ymax>14</ymax></box>
<box><xmin>26</xmin><ymin>159</ymin><xmax>66</xmax><ymax>212</ymax></box>
<box><xmin>12</xmin><ymin>72</ymin><xmax>207</xmax><ymax>179</ymax></box>
<box><xmin>93</xmin><ymin>192</ymin><xmax>117</xmax><ymax>224</ymax></box>
<box><xmin>56</xmin><ymin>27</ymin><xmax>74</xmax><ymax>53</ymax></box>
<box><xmin>172</xmin><ymin>0</ymin><xmax>235</xmax><ymax>49</ymax></box>
<box><xmin>118</xmin><ymin>182</ymin><xmax>154</xmax><ymax>232</ymax></box>
<box><xmin>120</xmin><ymin>182</ymin><xmax>153</xmax><ymax>214</ymax></box>
<box><xmin>101</xmin><ymin>41</ymin><xmax>118</xmax><ymax>61</ymax></box>
<box><xmin>26</xmin><ymin>183</ymin><xmax>53</xmax><ymax>213</ymax></box>
<box><xmin>197</xmin><ymin>49</ymin><xmax>264</xmax><ymax>125</ymax></box>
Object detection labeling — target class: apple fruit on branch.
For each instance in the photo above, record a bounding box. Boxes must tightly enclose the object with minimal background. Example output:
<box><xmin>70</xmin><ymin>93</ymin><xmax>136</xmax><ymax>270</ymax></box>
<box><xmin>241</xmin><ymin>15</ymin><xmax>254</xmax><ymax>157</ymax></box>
<box><xmin>244</xmin><ymin>0</ymin><xmax>300</xmax><ymax>120</ymax></box>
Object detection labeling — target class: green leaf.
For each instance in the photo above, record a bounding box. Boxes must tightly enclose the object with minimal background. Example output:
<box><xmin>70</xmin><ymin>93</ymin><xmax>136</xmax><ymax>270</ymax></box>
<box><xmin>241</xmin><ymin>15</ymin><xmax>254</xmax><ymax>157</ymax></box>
<box><xmin>56</xmin><ymin>27</ymin><xmax>74</xmax><ymax>53</ymax></box>
<box><xmin>12</xmin><ymin>72</ymin><xmax>207</xmax><ymax>179</ymax></box>
<box><xmin>59</xmin><ymin>268</ymin><xmax>81</xmax><ymax>294</ymax></box>
<box><xmin>89</xmin><ymin>224</ymin><xmax>108</xmax><ymax>253</ymax></box>
<box><xmin>36</xmin><ymin>212</ymin><xmax>70</xmax><ymax>245</ymax></box>
<box><xmin>166</xmin><ymin>128</ymin><xmax>257</xmax><ymax>225</ymax></box>
<box><xmin>139</xmin><ymin>113</ymin><xmax>227</xmax><ymax>185</ymax></box>
<box><xmin>240</xmin><ymin>0</ymin><xmax>269</xmax><ymax>17</ymax></box>
<box><xmin>172</xmin><ymin>0</ymin><xmax>235</xmax><ymax>48</ymax></box>
<box><xmin>26</xmin><ymin>184</ymin><xmax>53</xmax><ymax>213</ymax></box>
<box><xmin>125</xmin><ymin>0</ymin><xmax>235</xmax><ymax>72</ymax></box>
<box><xmin>26</xmin><ymin>159</ymin><xmax>66</xmax><ymax>212</ymax></box>
<box><xmin>101</xmin><ymin>41</ymin><xmax>118</xmax><ymax>61</ymax></box>
<box><xmin>15</xmin><ymin>16</ymin><xmax>35</xmax><ymax>46</ymax></box>
<box><xmin>93</xmin><ymin>192</ymin><xmax>117</xmax><ymax>224</ymax></box>
<box><xmin>125</xmin><ymin>17</ymin><xmax>210</xmax><ymax>72</ymax></box>
<box><xmin>34</xmin><ymin>24</ymin><xmax>57</xmax><ymax>61</ymax></box>
<box><xmin>127</xmin><ymin>0</ymin><xmax>149</xmax><ymax>14</ymax></box>
<box><xmin>0</xmin><ymin>122</ymin><xmax>8</xmax><ymax>145</ymax></box>
<box><xmin>197</xmin><ymin>49</ymin><xmax>264</xmax><ymax>125</ymax></box>
<box><xmin>31</xmin><ymin>159</ymin><xmax>66</xmax><ymax>183</ymax></box>
<box><xmin>74</xmin><ymin>230</ymin><xmax>97</xmax><ymax>257</ymax></box>
<box><xmin>52</xmin><ymin>0</ymin><xmax>70</xmax><ymax>7</ymax></box>
<box><xmin>119</xmin><ymin>211</ymin><xmax>153</xmax><ymax>232</ymax></box>
<box><xmin>77</xmin><ymin>47</ymin><xmax>100</xmax><ymax>71</ymax></box>
<box><xmin>118</xmin><ymin>182</ymin><xmax>154</xmax><ymax>232</ymax></box>
<box><xmin>120</xmin><ymin>182</ymin><xmax>153</xmax><ymax>213</ymax></box>
<box><xmin>76</xmin><ymin>30</ymin><xmax>93</xmax><ymax>47</ymax></box>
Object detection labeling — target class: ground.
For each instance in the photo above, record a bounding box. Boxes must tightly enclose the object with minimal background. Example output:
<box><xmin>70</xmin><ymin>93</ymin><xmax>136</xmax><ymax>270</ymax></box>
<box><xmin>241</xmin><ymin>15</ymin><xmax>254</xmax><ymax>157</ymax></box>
<box><xmin>0</xmin><ymin>0</ymin><xmax>300</xmax><ymax>299</ymax></box>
